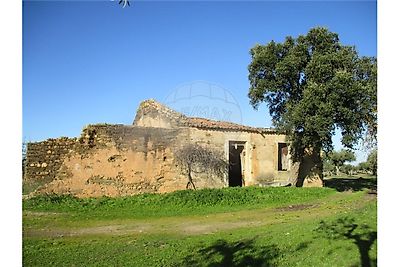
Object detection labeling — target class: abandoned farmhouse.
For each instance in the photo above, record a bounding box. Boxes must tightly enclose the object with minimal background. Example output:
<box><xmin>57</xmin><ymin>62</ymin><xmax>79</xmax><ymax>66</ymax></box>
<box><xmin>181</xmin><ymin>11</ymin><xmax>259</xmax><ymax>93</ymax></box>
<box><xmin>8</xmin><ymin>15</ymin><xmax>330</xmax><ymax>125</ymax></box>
<box><xmin>24</xmin><ymin>99</ymin><xmax>321</xmax><ymax>198</ymax></box>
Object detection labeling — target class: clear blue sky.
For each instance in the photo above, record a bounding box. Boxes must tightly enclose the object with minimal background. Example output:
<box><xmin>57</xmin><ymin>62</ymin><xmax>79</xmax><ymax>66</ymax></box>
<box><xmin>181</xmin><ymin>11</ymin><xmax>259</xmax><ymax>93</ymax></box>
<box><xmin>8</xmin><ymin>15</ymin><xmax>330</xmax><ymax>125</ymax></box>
<box><xmin>23</xmin><ymin>0</ymin><xmax>377</xmax><ymax>163</ymax></box>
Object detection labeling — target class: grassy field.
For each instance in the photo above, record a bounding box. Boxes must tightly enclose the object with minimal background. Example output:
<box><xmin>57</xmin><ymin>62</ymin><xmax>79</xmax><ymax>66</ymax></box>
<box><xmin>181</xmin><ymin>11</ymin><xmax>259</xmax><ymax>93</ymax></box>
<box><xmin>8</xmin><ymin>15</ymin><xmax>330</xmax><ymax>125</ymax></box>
<box><xmin>23</xmin><ymin>177</ymin><xmax>377</xmax><ymax>266</ymax></box>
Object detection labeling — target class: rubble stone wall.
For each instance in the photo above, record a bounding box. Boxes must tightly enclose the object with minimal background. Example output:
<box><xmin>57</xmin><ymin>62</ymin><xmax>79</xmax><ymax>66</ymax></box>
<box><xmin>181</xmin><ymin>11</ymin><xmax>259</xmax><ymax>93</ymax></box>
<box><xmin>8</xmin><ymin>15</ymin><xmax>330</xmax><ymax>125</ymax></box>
<box><xmin>24</xmin><ymin>137</ymin><xmax>78</xmax><ymax>184</ymax></box>
<box><xmin>24</xmin><ymin>123</ymin><xmax>302</xmax><ymax>197</ymax></box>
<box><xmin>25</xmin><ymin>124</ymin><xmax>229</xmax><ymax>197</ymax></box>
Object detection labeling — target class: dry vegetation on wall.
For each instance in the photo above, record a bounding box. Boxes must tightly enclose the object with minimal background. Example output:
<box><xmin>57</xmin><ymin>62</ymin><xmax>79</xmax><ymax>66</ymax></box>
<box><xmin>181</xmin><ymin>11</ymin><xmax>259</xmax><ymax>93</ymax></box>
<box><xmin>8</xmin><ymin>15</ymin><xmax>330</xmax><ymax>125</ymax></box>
<box><xmin>175</xmin><ymin>143</ymin><xmax>228</xmax><ymax>190</ymax></box>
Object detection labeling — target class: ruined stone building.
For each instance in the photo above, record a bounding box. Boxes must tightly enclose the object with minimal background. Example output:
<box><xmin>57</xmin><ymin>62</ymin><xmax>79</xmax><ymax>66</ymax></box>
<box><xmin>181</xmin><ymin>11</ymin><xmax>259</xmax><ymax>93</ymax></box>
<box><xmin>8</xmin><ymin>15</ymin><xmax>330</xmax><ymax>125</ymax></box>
<box><xmin>24</xmin><ymin>99</ymin><xmax>317</xmax><ymax>198</ymax></box>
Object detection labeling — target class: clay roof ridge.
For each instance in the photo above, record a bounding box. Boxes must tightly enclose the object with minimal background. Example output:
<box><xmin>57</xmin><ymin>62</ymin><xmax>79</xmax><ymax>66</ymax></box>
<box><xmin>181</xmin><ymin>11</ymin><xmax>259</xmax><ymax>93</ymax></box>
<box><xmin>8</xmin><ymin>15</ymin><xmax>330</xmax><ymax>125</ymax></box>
<box><xmin>185</xmin><ymin>117</ymin><xmax>276</xmax><ymax>132</ymax></box>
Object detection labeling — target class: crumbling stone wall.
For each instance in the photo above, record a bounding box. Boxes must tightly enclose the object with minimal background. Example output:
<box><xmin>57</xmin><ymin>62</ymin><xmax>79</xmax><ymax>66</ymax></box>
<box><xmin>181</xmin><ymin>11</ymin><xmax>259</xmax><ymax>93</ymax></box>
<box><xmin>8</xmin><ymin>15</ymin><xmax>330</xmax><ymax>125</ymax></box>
<box><xmin>24</xmin><ymin>100</ymin><xmax>320</xmax><ymax>197</ymax></box>
<box><xmin>133</xmin><ymin>99</ymin><xmax>185</xmax><ymax>128</ymax></box>
<box><xmin>24</xmin><ymin>127</ymin><xmax>300</xmax><ymax>197</ymax></box>
<box><xmin>25</xmin><ymin>124</ymin><xmax>229</xmax><ymax>197</ymax></box>
<box><xmin>24</xmin><ymin>137</ymin><xmax>78</xmax><ymax>185</ymax></box>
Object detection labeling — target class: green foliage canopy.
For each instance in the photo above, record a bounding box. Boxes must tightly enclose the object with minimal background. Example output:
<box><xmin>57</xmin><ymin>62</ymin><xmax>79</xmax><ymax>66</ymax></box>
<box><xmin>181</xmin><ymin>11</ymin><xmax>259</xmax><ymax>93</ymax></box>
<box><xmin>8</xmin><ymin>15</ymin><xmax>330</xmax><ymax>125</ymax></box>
<box><xmin>340</xmin><ymin>164</ymin><xmax>355</xmax><ymax>175</ymax></box>
<box><xmin>356</xmin><ymin>162</ymin><xmax>370</xmax><ymax>173</ymax></box>
<box><xmin>248</xmin><ymin>27</ymin><xmax>377</xmax><ymax>162</ymax></box>
<box><xmin>329</xmin><ymin>149</ymin><xmax>356</xmax><ymax>168</ymax></box>
<box><xmin>366</xmin><ymin>149</ymin><xmax>377</xmax><ymax>176</ymax></box>
<box><xmin>322</xmin><ymin>152</ymin><xmax>335</xmax><ymax>175</ymax></box>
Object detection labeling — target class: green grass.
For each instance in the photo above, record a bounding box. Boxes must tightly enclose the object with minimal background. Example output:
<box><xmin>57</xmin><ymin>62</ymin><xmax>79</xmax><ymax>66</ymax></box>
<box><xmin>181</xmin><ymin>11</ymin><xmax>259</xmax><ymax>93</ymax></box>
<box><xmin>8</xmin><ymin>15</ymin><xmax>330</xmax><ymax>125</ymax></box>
<box><xmin>23</xmin><ymin>186</ymin><xmax>336</xmax><ymax>219</ymax></box>
<box><xmin>23</xmin><ymin>180</ymin><xmax>48</xmax><ymax>195</ymax></box>
<box><xmin>23</xmin><ymin>184</ymin><xmax>377</xmax><ymax>266</ymax></box>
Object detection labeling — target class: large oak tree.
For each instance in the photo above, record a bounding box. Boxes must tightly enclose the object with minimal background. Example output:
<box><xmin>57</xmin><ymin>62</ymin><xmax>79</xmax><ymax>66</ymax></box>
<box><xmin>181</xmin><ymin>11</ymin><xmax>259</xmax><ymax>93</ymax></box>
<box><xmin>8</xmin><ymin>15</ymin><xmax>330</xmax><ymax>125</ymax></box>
<box><xmin>248</xmin><ymin>27</ymin><xmax>376</xmax><ymax>186</ymax></box>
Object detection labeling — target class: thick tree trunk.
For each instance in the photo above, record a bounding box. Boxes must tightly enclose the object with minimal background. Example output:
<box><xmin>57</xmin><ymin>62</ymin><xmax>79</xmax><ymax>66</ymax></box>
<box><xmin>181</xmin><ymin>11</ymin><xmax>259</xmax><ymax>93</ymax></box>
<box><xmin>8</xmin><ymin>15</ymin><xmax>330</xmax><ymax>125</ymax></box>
<box><xmin>296</xmin><ymin>148</ymin><xmax>324</xmax><ymax>187</ymax></box>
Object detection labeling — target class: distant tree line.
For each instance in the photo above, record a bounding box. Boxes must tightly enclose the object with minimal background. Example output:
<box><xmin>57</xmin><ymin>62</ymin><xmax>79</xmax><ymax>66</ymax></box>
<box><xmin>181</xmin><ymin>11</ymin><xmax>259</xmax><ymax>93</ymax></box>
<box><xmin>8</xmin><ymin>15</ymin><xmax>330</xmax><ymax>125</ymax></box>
<box><xmin>323</xmin><ymin>149</ymin><xmax>377</xmax><ymax>177</ymax></box>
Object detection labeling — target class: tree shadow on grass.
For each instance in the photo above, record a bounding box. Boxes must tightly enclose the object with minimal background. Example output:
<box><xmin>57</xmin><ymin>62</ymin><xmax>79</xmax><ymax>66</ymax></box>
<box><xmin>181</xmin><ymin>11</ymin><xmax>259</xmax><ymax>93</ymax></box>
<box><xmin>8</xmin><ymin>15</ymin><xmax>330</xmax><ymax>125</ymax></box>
<box><xmin>178</xmin><ymin>239</ymin><xmax>280</xmax><ymax>267</ymax></box>
<box><xmin>315</xmin><ymin>217</ymin><xmax>377</xmax><ymax>267</ymax></box>
<box><xmin>324</xmin><ymin>177</ymin><xmax>377</xmax><ymax>192</ymax></box>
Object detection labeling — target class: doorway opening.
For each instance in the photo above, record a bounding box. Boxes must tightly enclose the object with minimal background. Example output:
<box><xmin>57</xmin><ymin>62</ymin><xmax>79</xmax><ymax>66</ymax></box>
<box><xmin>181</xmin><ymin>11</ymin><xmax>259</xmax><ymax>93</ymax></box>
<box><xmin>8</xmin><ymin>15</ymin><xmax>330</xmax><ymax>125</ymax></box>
<box><xmin>228</xmin><ymin>141</ymin><xmax>246</xmax><ymax>187</ymax></box>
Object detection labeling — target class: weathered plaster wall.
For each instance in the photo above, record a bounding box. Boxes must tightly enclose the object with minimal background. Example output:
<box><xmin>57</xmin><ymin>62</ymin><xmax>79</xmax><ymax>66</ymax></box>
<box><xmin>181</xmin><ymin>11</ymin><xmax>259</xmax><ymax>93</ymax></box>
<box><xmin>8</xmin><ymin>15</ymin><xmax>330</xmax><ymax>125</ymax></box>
<box><xmin>188</xmin><ymin>128</ymin><xmax>299</xmax><ymax>187</ymax></box>
<box><xmin>249</xmin><ymin>133</ymin><xmax>299</xmax><ymax>185</ymax></box>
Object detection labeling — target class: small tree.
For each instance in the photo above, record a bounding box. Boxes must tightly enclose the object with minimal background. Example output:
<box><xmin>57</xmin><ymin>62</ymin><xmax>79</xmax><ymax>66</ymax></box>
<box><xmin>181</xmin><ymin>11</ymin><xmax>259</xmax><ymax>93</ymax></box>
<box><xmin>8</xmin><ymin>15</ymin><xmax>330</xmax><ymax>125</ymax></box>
<box><xmin>340</xmin><ymin>164</ymin><xmax>355</xmax><ymax>176</ymax></box>
<box><xmin>175</xmin><ymin>144</ymin><xmax>228</xmax><ymax>190</ymax></box>
<box><xmin>366</xmin><ymin>149</ymin><xmax>377</xmax><ymax>176</ymax></box>
<box><xmin>329</xmin><ymin>149</ymin><xmax>356</xmax><ymax>175</ymax></box>
<box><xmin>356</xmin><ymin>162</ymin><xmax>370</xmax><ymax>174</ymax></box>
<box><xmin>322</xmin><ymin>152</ymin><xmax>335</xmax><ymax>177</ymax></box>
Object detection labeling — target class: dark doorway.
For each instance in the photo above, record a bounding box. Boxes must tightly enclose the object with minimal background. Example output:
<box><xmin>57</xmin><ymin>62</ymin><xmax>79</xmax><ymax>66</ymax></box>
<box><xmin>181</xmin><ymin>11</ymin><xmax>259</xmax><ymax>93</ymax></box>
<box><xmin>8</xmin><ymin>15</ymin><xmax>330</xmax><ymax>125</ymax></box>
<box><xmin>229</xmin><ymin>141</ymin><xmax>245</xmax><ymax>187</ymax></box>
<box><xmin>278</xmin><ymin>143</ymin><xmax>289</xmax><ymax>171</ymax></box>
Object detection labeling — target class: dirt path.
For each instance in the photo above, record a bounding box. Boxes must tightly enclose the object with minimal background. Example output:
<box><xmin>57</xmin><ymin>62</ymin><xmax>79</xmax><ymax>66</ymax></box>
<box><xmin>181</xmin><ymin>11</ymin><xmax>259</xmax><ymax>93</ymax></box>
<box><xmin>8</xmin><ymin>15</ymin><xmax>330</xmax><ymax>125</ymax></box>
<box><xmin>23</xmin><ymin>191</ymin><xmax>375</xmax><ymax>238</ymax></box>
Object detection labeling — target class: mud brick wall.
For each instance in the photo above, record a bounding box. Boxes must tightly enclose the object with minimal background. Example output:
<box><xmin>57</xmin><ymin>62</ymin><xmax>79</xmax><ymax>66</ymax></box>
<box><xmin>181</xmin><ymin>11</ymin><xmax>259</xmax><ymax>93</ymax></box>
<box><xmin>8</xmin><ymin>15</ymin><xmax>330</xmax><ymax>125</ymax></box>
<box><xmin>24</xmin><ymin>137</ymin><xmax>78</xmax><ymax>183</ymax></box>
<box><xmin>27</xmin><ymin>124</ymin><xmax>196</xmax><ymax>197</ymax></box>
<box><xmin>81</xmin><ymin>124</ymin><xmax>184</xmax><ymax>152</ymax></box>
<box><xmin>25</xmin><ymin>122</ymin><xmax>304</xmax><ymax>197</ymax></box>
